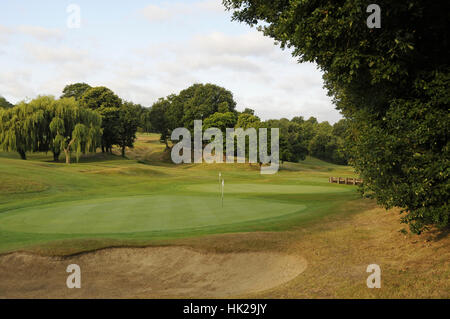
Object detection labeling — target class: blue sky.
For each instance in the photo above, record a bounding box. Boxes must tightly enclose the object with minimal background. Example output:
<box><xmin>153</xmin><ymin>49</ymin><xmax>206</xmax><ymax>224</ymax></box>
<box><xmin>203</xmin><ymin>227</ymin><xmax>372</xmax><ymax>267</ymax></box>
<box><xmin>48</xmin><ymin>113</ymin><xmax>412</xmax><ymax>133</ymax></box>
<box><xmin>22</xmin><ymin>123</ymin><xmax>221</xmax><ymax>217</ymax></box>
<box><xmin>0</xmin><ymin>0</ymin><xmax>342</xmax><ymax>123</ymax></box>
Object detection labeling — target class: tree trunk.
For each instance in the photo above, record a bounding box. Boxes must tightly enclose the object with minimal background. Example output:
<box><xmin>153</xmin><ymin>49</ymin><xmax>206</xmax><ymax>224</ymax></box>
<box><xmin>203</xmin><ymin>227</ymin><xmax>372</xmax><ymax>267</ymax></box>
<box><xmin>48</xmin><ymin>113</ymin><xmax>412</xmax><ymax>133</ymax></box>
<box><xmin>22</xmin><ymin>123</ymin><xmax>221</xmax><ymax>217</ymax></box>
<box><xmin>101</xmin><ymin>145</ymin><xmax>105</xmax><ymax>153</ymax></box>
<box><xmin>53</xmin><ymin>151</ymin><xmax>60</xmax><ymax>162</ymax></box>
<box><xmin>18</xmin><ymin>150</ymin><xmax>26</xmax><ymax>160</ymax></box>
<box><xmin>121</xmin><ymin>145</ymin><xmax>126</xmax><ymax>157</ymax></box>
<box><xmin>64</xmin><ymin>148</ymin><xmax>71</xmax><ymax>164</ymax></box>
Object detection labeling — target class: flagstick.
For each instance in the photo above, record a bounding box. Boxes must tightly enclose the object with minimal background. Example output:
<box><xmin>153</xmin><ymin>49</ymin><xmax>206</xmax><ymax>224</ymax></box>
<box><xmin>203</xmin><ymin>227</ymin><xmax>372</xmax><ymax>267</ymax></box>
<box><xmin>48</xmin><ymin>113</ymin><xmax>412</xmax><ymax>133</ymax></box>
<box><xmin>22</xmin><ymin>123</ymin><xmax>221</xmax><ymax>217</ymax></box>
<box><xmin>221</xmin><ymin>179</ymin><xmax>224</xmax><ymax>208</ymax></box>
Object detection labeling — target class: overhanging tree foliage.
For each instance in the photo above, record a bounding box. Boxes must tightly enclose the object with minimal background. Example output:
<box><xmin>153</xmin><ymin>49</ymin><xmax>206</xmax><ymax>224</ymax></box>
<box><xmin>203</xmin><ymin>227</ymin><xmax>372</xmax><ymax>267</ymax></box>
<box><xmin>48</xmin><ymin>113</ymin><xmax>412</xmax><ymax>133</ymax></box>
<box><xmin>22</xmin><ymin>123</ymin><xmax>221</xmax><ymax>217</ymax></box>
<box><xmin>223</xmin><ymin>0</ymin><xmax>449</xmax><ymax>233</ymax></box>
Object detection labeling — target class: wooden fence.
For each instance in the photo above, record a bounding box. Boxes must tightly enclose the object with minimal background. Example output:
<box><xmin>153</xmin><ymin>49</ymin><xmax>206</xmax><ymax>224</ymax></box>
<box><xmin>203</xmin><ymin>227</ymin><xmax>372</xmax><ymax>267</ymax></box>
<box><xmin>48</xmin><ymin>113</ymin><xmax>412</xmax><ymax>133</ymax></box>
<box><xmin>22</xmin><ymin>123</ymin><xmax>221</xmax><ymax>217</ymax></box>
<box><xmin>329</xmin><ymin>177</ymin><xmax>363</xmax><ymax>185</ymax></box>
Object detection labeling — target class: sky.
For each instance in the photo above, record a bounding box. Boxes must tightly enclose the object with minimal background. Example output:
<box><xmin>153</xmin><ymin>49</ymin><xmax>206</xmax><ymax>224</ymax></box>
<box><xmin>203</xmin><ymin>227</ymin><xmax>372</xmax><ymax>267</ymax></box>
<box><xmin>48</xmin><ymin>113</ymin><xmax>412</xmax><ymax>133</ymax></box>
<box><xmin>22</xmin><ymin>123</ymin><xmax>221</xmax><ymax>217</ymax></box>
<box><xmin>0</xmin><ymin>0</ymin><xmax>343</xmax><ymax>123</ymax></box>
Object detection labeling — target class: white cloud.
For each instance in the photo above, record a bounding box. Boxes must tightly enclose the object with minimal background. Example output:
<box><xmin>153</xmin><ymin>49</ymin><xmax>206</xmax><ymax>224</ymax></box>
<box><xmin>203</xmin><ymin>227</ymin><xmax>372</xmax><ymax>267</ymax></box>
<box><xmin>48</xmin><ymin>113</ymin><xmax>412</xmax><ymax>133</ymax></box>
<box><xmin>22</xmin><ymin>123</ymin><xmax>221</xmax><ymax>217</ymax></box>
<box><xmin>190</xmin><ymin>32</ymin><xmax>277</xmax><ymax>57</ymax></box>
<box><xmin>17</xmin><ymin>25</ymin><xmax>63</xmax><ymax>41</ymax></box>
<box><xmin>0</xmin><ymin>70</ymin><xmax>35</xmax><ymax>101</ymax></box>
<box><xmin>140</xmin><ymin>0</ymin><xmax>224</xmax><ymax>22</ymax></box>
<box><xmin>140</xmin><ymin>4</ymin><xmax>172</xmax><ymax>22</ymax></box>
<box><xmin>24</xmin><ymin>43</ymin><xmax>88</xmax><ymax>63</ymax></box>
<box><xmin>0</xmin><ymin>24</ymin><xmax>14</xmax><ymax>44</ymax></box>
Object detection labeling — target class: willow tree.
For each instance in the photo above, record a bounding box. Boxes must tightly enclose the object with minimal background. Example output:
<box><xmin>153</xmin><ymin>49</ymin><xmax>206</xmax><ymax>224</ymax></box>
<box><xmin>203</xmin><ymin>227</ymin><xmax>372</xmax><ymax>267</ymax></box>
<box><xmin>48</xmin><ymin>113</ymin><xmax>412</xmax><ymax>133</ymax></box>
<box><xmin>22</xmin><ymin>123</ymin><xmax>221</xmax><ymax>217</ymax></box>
<box><xmin>0</xmin><ymin>101</ymin><xmax>46</xmax><ymax>159</ymax></box>
<box><xmin>27</xmin><ymin>96</ymin><xmax>58</xmax><ymax>158</ymax></box>
<box><xmin>49</xmin><ymin>98</ymin><xmax>102</xmax><ymax>164</ymax></box>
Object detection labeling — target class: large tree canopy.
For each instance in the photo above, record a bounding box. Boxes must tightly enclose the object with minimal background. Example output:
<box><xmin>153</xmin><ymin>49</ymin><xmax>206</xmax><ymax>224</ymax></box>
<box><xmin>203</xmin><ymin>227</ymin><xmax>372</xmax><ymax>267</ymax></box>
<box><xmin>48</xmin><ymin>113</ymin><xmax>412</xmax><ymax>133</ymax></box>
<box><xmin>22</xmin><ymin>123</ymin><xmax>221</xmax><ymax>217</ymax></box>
<box><xmin>61</xmin><ymin>83</ymin><xmax>92</xmax><ymax>101</ymax></box>
<box><xmin>0</xmin><ymin>100</ymin><xmax>46</xmax><ymax>159</ymax></box>
<box><xmin>223</xmin><ymin>0</ymin><xmax>449</xmax><ymax>233</ymax></box>
<box><xmin>80</xmin><ymin>86</ymin><xmax>122</xmax><ymax>110</ymax></box>
<box><xmin>171</xmin><ymin>83</ymin><xmax>237</xmax><ymax>130</ymax></box>
<box><xmin>49</xmin><ymin>98</ymin><xmax>102</xmax><ymax>164</ymax></box>
<box><xmin>80</xmin><ymin>86</ymin><xmax>122</xmax><ymax>152</ymax></box>
<box><xmin>0</xmin><ymin>96</ymin><xmax>102</xmax><ymax>163</ymax></box>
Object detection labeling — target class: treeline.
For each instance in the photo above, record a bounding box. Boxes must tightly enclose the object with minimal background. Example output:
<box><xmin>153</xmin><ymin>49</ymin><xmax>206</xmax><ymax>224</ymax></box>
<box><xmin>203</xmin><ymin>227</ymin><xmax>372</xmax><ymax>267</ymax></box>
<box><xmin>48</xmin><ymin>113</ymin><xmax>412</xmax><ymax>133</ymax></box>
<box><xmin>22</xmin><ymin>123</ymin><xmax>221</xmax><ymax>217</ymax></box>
<box><xmin>0</xmin><ymin>84</ymin><xmax>151</xmax><ymax>163</ymax></box>
<box><xmin>0</xmin><ymin>83</ymin><xmax>350</xmax><ymax>165</ymax></box>
<box><xmin>148</xmin><ymin>83</ymin><xmax>349</xmax><ymax>165</ymax></box>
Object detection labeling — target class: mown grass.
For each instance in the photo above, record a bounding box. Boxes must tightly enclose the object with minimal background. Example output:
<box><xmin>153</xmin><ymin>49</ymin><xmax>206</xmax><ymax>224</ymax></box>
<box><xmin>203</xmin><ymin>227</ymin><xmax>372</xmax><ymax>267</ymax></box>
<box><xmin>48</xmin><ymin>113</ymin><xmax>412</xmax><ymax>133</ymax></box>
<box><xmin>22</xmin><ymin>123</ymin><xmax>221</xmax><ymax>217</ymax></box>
<box><xmin>0</xmin><ymin>133</ymin><xmax>360</xmax><ymax>254</ymax></box>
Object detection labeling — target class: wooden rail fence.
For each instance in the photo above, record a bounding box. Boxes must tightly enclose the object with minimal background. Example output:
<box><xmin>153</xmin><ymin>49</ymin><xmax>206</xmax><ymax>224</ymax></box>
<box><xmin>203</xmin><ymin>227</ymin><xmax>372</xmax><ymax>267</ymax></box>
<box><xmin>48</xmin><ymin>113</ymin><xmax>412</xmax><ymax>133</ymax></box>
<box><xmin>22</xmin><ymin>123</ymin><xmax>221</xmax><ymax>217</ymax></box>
<box><xmin>329</xmin><ymin>177</ymin><xmax>363</xmax><ymax>185</ymax></box>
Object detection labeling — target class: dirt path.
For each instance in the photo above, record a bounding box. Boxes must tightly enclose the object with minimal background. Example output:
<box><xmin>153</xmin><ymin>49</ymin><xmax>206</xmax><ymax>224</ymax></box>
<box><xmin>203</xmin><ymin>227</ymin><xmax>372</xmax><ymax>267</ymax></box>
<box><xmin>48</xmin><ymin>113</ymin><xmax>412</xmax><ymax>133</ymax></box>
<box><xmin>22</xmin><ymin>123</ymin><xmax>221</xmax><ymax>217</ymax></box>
<box><xmin>0</xmin><ymin>246</ymin><xmax>307</xmax><ymax>298</ymax></box>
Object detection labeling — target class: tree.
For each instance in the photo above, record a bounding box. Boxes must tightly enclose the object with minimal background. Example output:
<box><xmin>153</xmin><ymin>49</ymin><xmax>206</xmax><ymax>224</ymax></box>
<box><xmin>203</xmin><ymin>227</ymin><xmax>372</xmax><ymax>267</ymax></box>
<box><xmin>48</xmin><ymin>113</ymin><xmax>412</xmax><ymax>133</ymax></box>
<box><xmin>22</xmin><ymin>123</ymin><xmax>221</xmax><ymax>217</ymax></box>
<box><xmin>27</xmin><ymin>96</ymin><xmax>58</xmax><ymax>160</ymax></box>
<box><xmin>265</xmin><ymin>118</ymin><xmax>307</xmax><ymax>163</ymax></box>
<box><xmin>136</xmin><ymin>105</ymin><xmax>152</xmax><ymax>133</ymax></box>
<box><xmin>149</xmin><ymin>98</ymin><xmax>171</xmax><ymax>149</ymax></box>
<box><xmin>224</xmin><ymin>0</ymin><xmax>449</xmax><ymax>233</ymax></box>
<box><xmin>203</xmin><ymin>112</ymin><xmax>238</xmax><ymax>156</ymax></box>
<box><xmin>80</xmin><ymin>86</ymin><xmax>122</xmax><ymax>152</ymax></box>
<box><xmin>236</xmin><ymin>112</ymin><xmax>260</xmax><ymax>129</ymax></box>
<box><xmin>80</xmin><ymin>86</ymin><xmax>122</xmax><ymax>110</ymax></box>
<box><xmin>117</xmin><ymin>102</ymin><xmax>139</xmax><ymax>157</ymax></box>
<box><xmin>0</xmin><ymin>96</ymin><xmax>14</xmax><ymax>109</ymax></box>
<box><xmin>0</xmin><ymin>101</ymin><xmax>45</xmax><ymax>159</ymax></box>
<box><xmin>203</xmin><ymin>112</ymin><xmax>237</xmax><ymax>132</ymax></box>
<box><xmin>242</xmin><ymin>108</ymin><xmax>255</xmax><ymax>115</ymax></box>
<box><xmin>331</xmin><ymin>119</ymin><xmax>351</xmax><ymax>165</ymax></box>
<box><xmin>49</xmin><ymin>98</ymin><xmax>102</xmax><ymax>164</ymax></box>
<box><xmin>172</xmin><ymin>83</ymin><xmax>237</xmax><ymax>130</ymax></box>
<box><xmin>61</xmin><ymin>83</ymin><xmax>92</xmax><ymax>101</ymax></box>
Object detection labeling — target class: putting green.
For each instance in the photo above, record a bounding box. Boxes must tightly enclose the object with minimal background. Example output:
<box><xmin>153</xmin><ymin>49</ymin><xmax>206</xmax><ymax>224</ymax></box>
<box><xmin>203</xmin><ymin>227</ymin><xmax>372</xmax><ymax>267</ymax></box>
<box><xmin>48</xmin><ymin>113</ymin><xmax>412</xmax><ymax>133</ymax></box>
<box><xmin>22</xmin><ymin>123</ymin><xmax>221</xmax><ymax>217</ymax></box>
<box><xmin>0</xmin><ymin>195</ymin><xmax>306</xmax><ymax>234</ymax></box>
<box><xmin>186</xmin><ymin>183</ymin><xmax>352</xmax><ymax>194</ymax></box>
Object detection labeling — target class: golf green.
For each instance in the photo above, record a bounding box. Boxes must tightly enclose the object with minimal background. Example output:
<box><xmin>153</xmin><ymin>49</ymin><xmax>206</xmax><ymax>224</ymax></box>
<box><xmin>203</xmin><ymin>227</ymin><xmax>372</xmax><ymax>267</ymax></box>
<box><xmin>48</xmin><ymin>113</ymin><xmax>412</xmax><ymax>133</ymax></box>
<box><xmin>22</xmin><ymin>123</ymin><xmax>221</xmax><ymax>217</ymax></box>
<box><xmin>186</xmin><ymin>183</ymin><xmax>352</xmax><ymax>194</ymax></box>
<box><xmin>0</xmin><ymin>195</ymin><xmax>306</xmax><ymax>234</ymax></box>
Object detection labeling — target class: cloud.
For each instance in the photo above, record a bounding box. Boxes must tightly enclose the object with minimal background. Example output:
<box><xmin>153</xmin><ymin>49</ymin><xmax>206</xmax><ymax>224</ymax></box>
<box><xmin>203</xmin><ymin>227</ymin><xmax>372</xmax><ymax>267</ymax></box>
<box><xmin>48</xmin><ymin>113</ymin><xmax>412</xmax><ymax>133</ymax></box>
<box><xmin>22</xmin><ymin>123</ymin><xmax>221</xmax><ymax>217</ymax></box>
<box><xmin>128</xmin><ymin>30</ymin><xmax>341</xmax><ymax>122</ymax></box>
<box><xmin>190</xmin><ymin>32</ymin><xmax>277</xmax><ymax>57</ymax></box>
<box><xmin>140</xmin><ymin>4</ymin><xmax>172</xmax><ymax>22</ymax></box>
<box><xmin>0</xmin><ymin>24</ymin><xmax>14</xmax><ymax>43</ymax></box>
<box><xmin>140</xmin><ymin>31</ymin><xmax>278</xmax><ymax>76</ymax></box>
<box><xmin>24</xmin><ymin>43</ymin><xmax>88</xmax><ymax>63</ymax></box>
<box><xmin>0</xmin><ymin>70</ymin><xmax>35</xmax><ymax>101</ymax></box>
<box><xmin>159</xmin><ymin>54</ymin><xmax>262</xmax><ymax>74</ymax></box>
<box><xmin>0</xmin><ymin>24</ymin><xmax>62</xmax><ymax>41</ymax></box>
<box><xmin>140</xmin><ymin>0</ymin><xmax>224</xmax><ymax>22</ymax></box>
<box><xmin>17</xmin><ymin>25</ymin><xmax>63</xmax><ymax>41</ymax></box>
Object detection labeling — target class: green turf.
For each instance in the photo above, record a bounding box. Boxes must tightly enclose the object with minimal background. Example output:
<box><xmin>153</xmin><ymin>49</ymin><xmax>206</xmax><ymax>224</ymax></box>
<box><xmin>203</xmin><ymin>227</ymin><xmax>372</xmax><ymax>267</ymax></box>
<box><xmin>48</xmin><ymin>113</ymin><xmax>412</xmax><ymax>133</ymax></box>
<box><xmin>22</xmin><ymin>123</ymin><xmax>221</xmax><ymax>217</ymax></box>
<box><xmin>186</xmin><ymin>183</ymin><xmax>353</xmax><ymax>194</ymax></box>
<box><xmin>0</xmin><ymin>133</ymin><xmax>362</xmax><ymax>254</ymax></box>
<box><xmin>0</xmin><ymin>195</ymin><xmax>306</xmax><ymax>234</ymax></box>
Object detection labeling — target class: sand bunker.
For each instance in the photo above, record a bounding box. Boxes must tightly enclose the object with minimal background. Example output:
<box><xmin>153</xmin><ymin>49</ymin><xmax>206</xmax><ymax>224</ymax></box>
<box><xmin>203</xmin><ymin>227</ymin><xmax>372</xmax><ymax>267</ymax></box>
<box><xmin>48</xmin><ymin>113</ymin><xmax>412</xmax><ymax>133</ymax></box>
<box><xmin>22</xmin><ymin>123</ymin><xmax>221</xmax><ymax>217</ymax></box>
<box><xmin>0</xmin><ymin>247</ymin><xmax>306</xmax><ymax>298</ymax></box>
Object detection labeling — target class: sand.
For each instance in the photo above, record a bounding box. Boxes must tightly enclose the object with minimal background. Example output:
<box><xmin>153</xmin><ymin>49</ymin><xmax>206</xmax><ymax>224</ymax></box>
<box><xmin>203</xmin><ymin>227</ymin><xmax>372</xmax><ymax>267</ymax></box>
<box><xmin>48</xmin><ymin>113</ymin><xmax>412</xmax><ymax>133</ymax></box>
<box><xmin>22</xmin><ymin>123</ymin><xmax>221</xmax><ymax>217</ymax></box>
<box><xmin>0</xmin><ymin>246</ymin><xmax>307</xmax><ymax>298</ymax></box>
